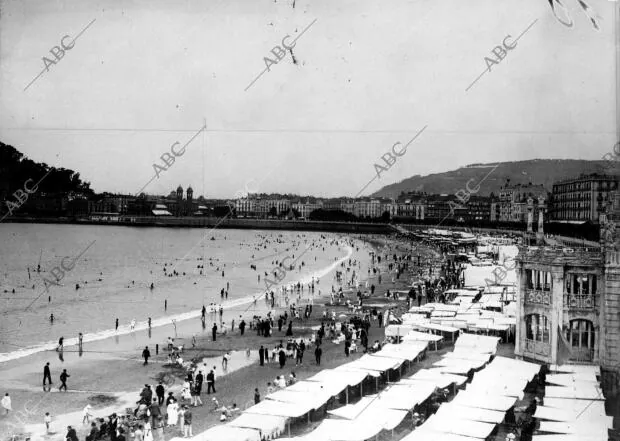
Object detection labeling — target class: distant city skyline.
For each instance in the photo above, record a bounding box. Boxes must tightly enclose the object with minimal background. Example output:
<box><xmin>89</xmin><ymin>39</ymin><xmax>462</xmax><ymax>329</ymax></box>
<box><xmin>0</xmin><ymin>0</ymin><xmax>616</xmax><ymax>198</ymax></box>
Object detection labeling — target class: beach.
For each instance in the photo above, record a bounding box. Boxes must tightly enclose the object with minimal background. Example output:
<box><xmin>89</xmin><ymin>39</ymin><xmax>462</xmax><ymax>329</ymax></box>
<box><xmin>0</xmin><ymin>225</ymin><xmax>385</xmax><ymax>440</ymax></box>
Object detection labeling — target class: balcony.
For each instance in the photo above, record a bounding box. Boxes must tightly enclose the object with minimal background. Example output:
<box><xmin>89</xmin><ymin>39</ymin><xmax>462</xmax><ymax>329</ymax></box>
<box><xmin>525</xmin><ymin>289</ymin><xmax>551</xmax><ymax>306</ymax></box>
<box><xmin>568</xmin><ymin>347</ymin><xmax>595</xmax><ymax>363</ymax></box>
<box><xmin>563</xmin><ymin>294</ymin><xmax>596</xmax><ymax>309</ymax></box>
<box><xmin>524</xmin><ymin>339</ymin><xmax>551</xmax><ymax>358</ymax></box>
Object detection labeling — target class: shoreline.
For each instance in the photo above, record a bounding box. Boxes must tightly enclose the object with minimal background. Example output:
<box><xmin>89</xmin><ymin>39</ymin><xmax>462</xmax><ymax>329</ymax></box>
<box><xmin>0</xmin><ymin>217</ymin><xmax>392</xmax><ymax>234</ymax></box>
<box><xmin>0</xmin><ymin>233</ymin><xmax>418</xmax><ymax>441</ymax></box>
<box><xmin>0</xmin><ymin>243</ymin><xmax>357</xmax><ymax>365</ymax></box>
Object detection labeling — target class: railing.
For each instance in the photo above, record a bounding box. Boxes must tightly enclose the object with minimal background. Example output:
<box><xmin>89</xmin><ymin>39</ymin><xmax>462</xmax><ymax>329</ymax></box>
<box><xmin>568</xmin><ymin>347</ymin><xmax>595</xmax><ymax>363</ymax></box>
<box><xmin>525</xmin><ymin>289</ymin><xmax>551</xmax><ymax>306</ymax></box>
<box><xmin>563</xmin><ymin>294</ymin><xmax>595</xmax><ymax>309</ymax></box>
<box><xmin>524</xmin><ymin>339</ymin><xmax>551</xmax><ymax>357</ymax></box>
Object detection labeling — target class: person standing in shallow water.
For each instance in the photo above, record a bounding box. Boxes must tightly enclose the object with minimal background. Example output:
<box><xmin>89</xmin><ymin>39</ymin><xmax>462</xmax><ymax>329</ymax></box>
<box><xmin>212</xmin><ymin>323</ymin><xmax>217</xmax><ymax>341</ymax></box>
<box><xmin>43</xmin><ymin>362</ymin><xmax>52</xmax><ymax>386</ymax></box>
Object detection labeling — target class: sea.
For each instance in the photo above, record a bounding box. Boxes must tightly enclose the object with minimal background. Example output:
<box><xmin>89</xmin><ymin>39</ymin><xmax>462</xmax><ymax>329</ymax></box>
<box><xmin>0</xmin><ymin>223</ymin><xmax>370</xmax><ymax>363</ymax></box>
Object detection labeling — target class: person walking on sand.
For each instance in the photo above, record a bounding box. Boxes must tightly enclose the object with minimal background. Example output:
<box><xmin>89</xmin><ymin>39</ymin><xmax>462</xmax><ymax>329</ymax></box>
<box><xmin>315</xmin><ymin>345</ymin><xmax>322</xmax><ymax>365</ymax></box>
<box><xmin>156</xmin><ymin>381</ymin><xmax>165</xmax><ymax>405</ymax></box>
<box><xmin>259</xmin><ymin>346</ymin><xmax>265</xmax><ymax>366</ymax></box>
<box><xmin>44</xmin><ymin>412</ymin><xmax>52</xmax><ymax>434</ymax></box>
<box><xmin>59</xmin><ymin>369</ymin><xmax>69</xmax><ymax>391</ymax></box>
<box><xmin>43</xmin><ymin>362</ymin><xmax>53</xmax><ymax>386</ymax></box>
<box><xmin>82</xmin><ymin>404</ymin><xmax>93</xmax><ymax>424</ymax></box>
<box><xmin>278</xmin><ymin>347</ymin><xmax>286</xmax><ymax>369</ymax></box>
<box><xmin>1</xmin><ymin>393</ymin><xmax>11</xmax><ymax>415</ymax></box>
<box><xmin>166</xmin><ymin>399</ymin><xmax>178</xmax><ymax>427</ymax></box>
<box><xmin>142</xmin><ymin>346</ymin><xmax>151</xmax><ymax>365</ymax></box>
<box><xmin>212</xmin><ymin>323</ymin><xmax>217</xmax><ymax>341</ymax></box>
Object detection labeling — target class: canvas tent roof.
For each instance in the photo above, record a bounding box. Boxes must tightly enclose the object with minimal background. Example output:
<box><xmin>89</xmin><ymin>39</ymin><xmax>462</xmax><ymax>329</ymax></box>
<box><xmin>436</xmin><ymin>402</ymin><xmax>506</xmax><ymax>424</ymax></box>
<box><xmin>185</xmin><ymin>425</ymin><xmax>260</xmax><ymax>441</ymax></box>
<box><xmin>422</xmin><ymin>413</ymin><xmax>497</xmax><ymax>439</ymax></box>
<box><xmin>451</xmin><ymin>390</ymin><xmax>517</xmax><ymax>411</ymax></box>
<box><xmin>227</xmin><ymin>413</ymin><xmax>288</xmax><ymax>439</ymax></box>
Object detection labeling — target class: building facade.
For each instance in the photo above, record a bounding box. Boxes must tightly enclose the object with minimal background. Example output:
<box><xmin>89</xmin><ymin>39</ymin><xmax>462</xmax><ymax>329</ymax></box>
<box><xmin>550</xmin><ymin>173</ymin><xmax>619</xmax><ymax>223</ymax></box>
<box><xmin>515</xmin><ymin>194</ymin><xmax>620</xmax><ymax>392</ymax></box>
<box><xmin>498</xmin><ymin>181</ymin><xmax>547</xmax><ymax>223</ymax></box>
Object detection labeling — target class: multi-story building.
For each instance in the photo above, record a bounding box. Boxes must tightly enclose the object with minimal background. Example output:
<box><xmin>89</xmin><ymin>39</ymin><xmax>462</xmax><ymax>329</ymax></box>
<box><xmin>340</xmin><ymin>199</ymin><xmax>355</xmax><ymax>215</ymax></box>
<box><xmin>498</xmin><ymin>180</ymin><xmax>547</xmax><ymax>223</ymax></box>
<box><xmin>353</xmin><ymin>198</ymin><xmax>394</xmax><ymax>218</ymax></box>
<box><xmin>550</xmin><ymin>173</ymin><xmax>618</xmax><ymax>223</ymax></box>
<box><xmin>515</xmin><ymin>193</ymin><xmax>620</xmax><ymax>392</ymax></box>
<box><xmin>424</xmin><ymin>195</ymin><xmax>454</xmax><ymax>220</ymax></box>
<box><xmin>235</xmin><ymin>197</ymin><xmax>257</xmax><ymax>217</ymax></box>
<box><xmin>453</xmin><ymin>195</ymin><xmax>492</xmax><ymax>222</ymax></box>
<box><xmin>292</xmin><ymin>199</ymin><xmax>322</xmax><ymax>218</ymax></box>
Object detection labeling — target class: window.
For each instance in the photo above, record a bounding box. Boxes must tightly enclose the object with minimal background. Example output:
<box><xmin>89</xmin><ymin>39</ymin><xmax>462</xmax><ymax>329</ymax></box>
<box><xmin>566</xmin><ymin>274</ymin><xmax>597</xmax><ymax>295</ymax></box>
<box><xmin>527</xmin><ymin>269</ymin><xmax>551</xmax><ymax>291</ymax></box>
<box><xmin>566</xmin><ymin>320</ymin><xmax>595</xmax><ymax>360</ymax></box>
<box><xmin>525</xmin><ymin>314</ymin><xmax>550</xmax><ymax>343</ymax></box>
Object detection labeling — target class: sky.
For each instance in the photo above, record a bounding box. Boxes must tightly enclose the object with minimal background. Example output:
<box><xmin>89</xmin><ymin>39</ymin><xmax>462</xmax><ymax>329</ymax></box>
<box><xmin>0</xmin><ymin>0</ymin><xmax>617</xmax><ymax>199</ymax></box>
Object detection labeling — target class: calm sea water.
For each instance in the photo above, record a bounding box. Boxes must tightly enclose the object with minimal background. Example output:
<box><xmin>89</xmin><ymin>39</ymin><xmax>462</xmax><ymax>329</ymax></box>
<box><xmin>0</xmin><ymin>223</ymin><xmax>366</xmax><ymax>359</ymax></box>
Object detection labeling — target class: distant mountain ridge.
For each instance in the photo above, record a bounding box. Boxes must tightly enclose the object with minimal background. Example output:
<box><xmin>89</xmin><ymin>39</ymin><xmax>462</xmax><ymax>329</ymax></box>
<box><xmin>371</xmin><ymin>159</ymin><xmax>616</xmax><ymax>199</ymax></box>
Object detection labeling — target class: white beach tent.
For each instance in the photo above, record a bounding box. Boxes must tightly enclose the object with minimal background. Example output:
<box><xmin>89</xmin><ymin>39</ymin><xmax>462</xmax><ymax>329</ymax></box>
<box><xmin>546</xmin><ymin>372</ymin><xmax>599</xmax><ymax>386</ymax></box>
<box><xmin>266</xmin><ymin>388</ymin><xmax>334</xmax><ymax>413</ymax></box>
<box><xmin>432</xmin><ymin>357</ymin><xmax>487</xmax><ymax>375</ymax></box>
<box><xmin>336</xmin><ymin>354</ymin><xmax>403</xmax><ymax>382</ymax></box>
<box><xmin>178</xmin><ymin>425</ymin><xmax>261</xmax><ymax>441</ymax></box>
<box><xmin>400</xmin><ymin>428</ymin><xmax>480</xmax><ymax>441</ymax></box>
<box><xmin>305</xmin><ymin>369</ymin><xmax>369</xmax><ymax>403</ymax></box>
<box><xmin>450</xmin><ymin>390</ymin><xmax>517</xmax><ymax>412</ymax></box>
<box><xmin>287</xmin><ymin>379</ymin><xmax>347</xmax><ymax>399</ymax></box>
<box><xmin>373</xmin><ymin>341</ymin><xmax>428</xmax><ymax>362</ymax></box>
<box><xmin>422</xmin><ymin>413</ymin><xmax>497</xmax><ymax>439</ymax></box>
<box><xmin>374</xmin><ymin>382</ymin><xmax>437</xmax><ymax>410</ymax></box>
<box><xmin>532</xmin><ymin>436</ymin><xmax>608</xmax><ymax>441</ymax></box>
<box><xmin>404</xmin><ymin>368</ymin><xmax>468</xmax><ymax>389</ymax></box>
<box><xmin>227</xmin><ymin>413</ymin><xmax>288</xmax><ymax>439</ymax></box>
<box><xmin>435</xmin><ymin>402</ymin><xmax>506</xmax><ymax>424</ymax></box>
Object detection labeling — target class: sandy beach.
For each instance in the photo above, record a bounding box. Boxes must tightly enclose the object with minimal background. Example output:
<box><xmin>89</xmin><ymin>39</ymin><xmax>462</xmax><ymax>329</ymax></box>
<box><xmin>1</xmin><ymin>232</ymin><xmax>390</xmax><ymax>440</ymax></box>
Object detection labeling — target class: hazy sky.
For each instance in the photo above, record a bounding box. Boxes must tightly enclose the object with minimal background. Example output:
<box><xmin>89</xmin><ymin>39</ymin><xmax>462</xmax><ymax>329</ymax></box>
<box><xmin>0</xmin><ymin>0</ymin><xmax>617</xmax><ymax>198</ymax></box>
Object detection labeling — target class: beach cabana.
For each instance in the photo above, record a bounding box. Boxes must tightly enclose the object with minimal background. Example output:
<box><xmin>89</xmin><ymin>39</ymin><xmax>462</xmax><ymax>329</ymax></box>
<box><xmin>531</xmin><ymin>436</ymin><xmax>608</xmax><ymax>441</ymax></box>
<box><xmin>336</xmin><ymin>354</ymin><xmax>403</xmax><ymax>385</ymax></box>
<box><xmin>373</xmin><ymin>341</ymin><xmax>428</xmax><ymax>363</ymax></box>
<box><xmin>184</xmin><ymin>425</ymin><xmax>261</xmax><ymax>441</ymax></box>
<box><xmin>305</xmin><ymin>369</ymin><xmax>368</xmax><ymax>403</ymax></box>
<box><xmin>435</xmin><ymin>402</ymin><xmax>506</xmax><ymax>424</ymax></box>
<box><xmin>450</xmin><ymin>391</ymin><xmax>517</xmax><ymax>412</ymax></box>
<box><xmin>432</xmin><ymin>357</ymin><xmax>487</xmax><ymax>375</ymax></box>
<box><xmin>401</xmin><ymin>428</ymin><xmax>480</xmax><ymax>441</ymax></box>
<box><xmin>266</xmin><ymin>388</ymin><xmax>334</xmax><ymax>414</ymax></box>
<box><xmin>401</xmin><ymin>331</ymin><xmax>443</xmax><ymax>351</ymax></box>
<box><xmin>227</xmin><ymin>413</ymin><xmax>288</xmax><ymax>439</ymax></box>
<box><xmin>421</xmin><ymin>413</ymin><xmax>497</xmax><ymax>439</ymax></box>
<box><xmin>403</xmin><ymin>368</ymin><xmax>468</xmax><ymax>390</ymax></box>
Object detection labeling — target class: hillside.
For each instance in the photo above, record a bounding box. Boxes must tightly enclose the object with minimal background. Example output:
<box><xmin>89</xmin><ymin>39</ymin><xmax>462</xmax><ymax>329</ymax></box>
<box><xmin>371</xmin><ymin>159</ymin><xmax>616</xmax><ymax>199</ymax></box>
